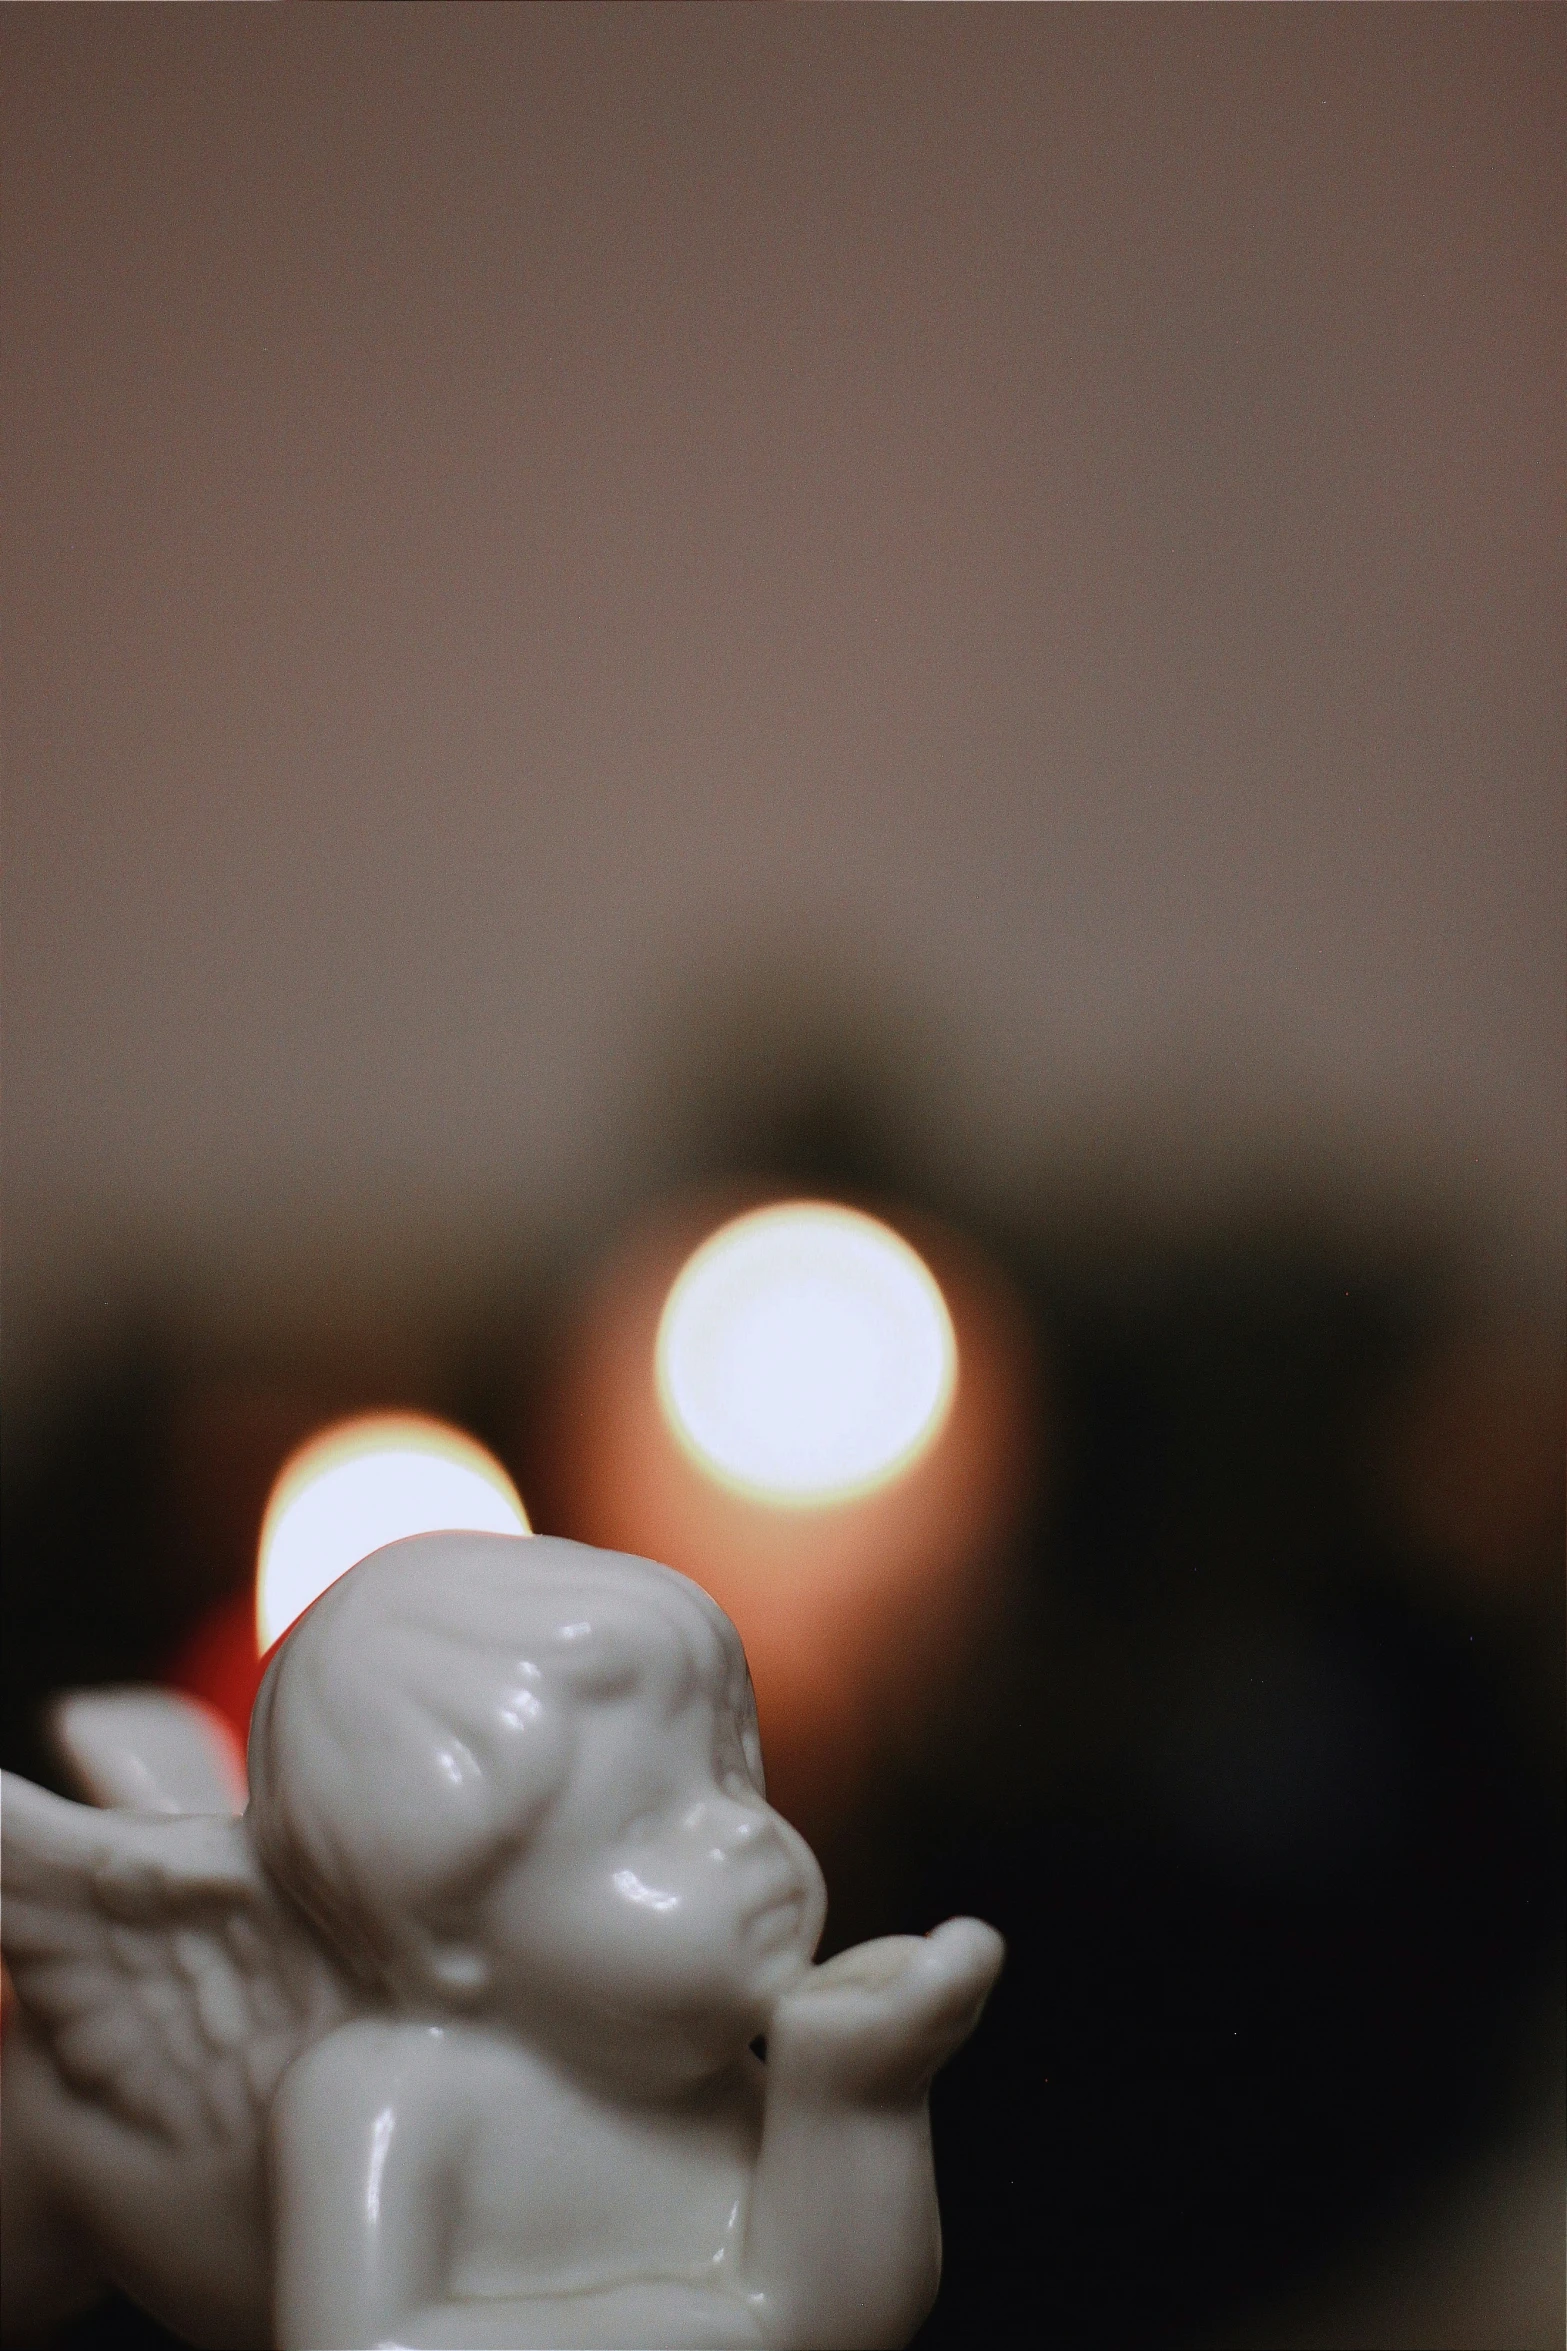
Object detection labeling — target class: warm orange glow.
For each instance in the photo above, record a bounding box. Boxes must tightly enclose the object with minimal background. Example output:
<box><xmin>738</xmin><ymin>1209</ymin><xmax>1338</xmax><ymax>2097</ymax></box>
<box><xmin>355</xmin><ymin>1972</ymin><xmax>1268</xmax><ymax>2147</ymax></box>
<box><xmin>656</xmin><ymin>1201</ymin><xmax>957</xmax><ymax>1506</ymax></box>
<box><xmin>257</xmin><ymin>1414</ymin><xmax>529</xmax><ymax>1651</ymax></box>
<box><xmin>541</xmin><ymin>1193</ymin><xmax>1038</xmax><ymax>1837</ymax></box>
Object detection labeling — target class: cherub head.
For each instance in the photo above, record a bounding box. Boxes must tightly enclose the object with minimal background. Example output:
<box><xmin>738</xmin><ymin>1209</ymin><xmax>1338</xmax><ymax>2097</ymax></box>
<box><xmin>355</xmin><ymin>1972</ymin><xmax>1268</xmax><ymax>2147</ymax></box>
<box><xmin>248</xmin><ymin>1533</ymin><xmax>826</xmax><ymax>2075</ymax></box>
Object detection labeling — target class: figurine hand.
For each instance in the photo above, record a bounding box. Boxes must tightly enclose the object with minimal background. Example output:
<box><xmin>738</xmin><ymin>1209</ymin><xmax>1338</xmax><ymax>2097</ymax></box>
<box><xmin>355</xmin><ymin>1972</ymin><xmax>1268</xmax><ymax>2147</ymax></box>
<box><xmin>766</xmin><ymin>1916</ymin><xmax>1003</xmax><ymax>2103</ymax></box>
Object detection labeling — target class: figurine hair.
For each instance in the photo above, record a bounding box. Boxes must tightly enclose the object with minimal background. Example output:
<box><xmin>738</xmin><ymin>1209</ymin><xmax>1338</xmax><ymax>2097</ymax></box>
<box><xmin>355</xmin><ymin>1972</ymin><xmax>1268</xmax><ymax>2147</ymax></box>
<box><xmin>247</xmin><ymin>1531</ymin><xmax>760</xmax><ymax>1989</ymax></box>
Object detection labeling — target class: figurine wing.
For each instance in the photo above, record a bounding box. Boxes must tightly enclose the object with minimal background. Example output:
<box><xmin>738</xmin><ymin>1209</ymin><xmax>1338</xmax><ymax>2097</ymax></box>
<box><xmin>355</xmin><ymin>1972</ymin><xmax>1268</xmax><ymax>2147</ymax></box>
<box><xmin>47</xmin><ymin>1684</ymin><xmax>248</xmax><ymax>1816</ymax></box>
<box><xmin>0</xmin><ymin>1770</ymin><xmax>350</xmax><ymax>2152</ymax></box>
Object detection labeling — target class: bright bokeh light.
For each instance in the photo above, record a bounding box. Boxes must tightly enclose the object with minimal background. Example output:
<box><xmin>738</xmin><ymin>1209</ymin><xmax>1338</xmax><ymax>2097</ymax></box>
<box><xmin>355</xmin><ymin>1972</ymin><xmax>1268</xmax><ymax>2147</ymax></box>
<box><xmin>656</xmin><ymin>1201</ymin><xmax>957</xmax><ymax>1506</ymax></box>
<box><xmin>257</xmin><ymin>1414</ymin><xmax>529</xmax><ymax>1651</ymax></box>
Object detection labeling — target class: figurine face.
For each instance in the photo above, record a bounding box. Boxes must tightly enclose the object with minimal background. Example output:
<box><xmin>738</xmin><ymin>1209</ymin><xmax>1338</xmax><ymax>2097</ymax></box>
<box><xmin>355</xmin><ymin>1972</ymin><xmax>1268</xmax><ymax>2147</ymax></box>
<box><xmin>474</xmin><ymin>1672</ymin><xmax>827</xmax><ymax>2076</ymax></box>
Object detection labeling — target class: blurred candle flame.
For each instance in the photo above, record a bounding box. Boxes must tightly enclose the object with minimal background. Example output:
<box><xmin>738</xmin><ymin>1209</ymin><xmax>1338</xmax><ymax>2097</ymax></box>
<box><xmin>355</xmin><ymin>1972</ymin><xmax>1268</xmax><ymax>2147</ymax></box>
<box><xmin>656</xmin><ymin>1201</ymin><xmax>957</xmax><ymax>1506</ymax></box>
<box><xmin>543</xmin><ymin>1190</ymin><xmax>1036</xmax><ymax>1837</ymax></box>
<box><xmin>256</xmin><ymin>1413</ymin><xmax>529</xmax><ymax>1651</ymax></box>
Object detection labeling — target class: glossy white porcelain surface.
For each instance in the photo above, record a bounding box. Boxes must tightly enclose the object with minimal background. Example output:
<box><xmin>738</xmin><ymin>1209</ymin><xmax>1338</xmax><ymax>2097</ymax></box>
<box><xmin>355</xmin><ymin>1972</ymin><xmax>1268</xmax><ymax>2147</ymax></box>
<box><xmin>2</xmin><ymin>1532</ymin><xmax>1002</xmax><ymax>2348</ymax></box>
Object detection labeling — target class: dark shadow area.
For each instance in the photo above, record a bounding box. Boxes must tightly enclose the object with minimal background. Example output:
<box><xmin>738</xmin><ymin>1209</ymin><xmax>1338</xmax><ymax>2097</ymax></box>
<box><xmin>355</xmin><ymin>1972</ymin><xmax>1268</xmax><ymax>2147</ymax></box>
<box><xmin>5</xmin><ymin>1060</ymin><xmax>1560</xmax><ymax>2350</ymax></box>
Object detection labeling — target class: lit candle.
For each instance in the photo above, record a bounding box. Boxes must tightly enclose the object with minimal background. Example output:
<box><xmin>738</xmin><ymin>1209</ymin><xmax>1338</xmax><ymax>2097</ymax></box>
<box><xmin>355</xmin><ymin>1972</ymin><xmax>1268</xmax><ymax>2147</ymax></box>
<box><xmin>542</xmin><ymin>1194</ymin><xmax>1037</xmax><ymax>1832</ymax></box>
<box><xmin>167</xmin><ymin>1413</ymin><xmax>529</xmax><ymax>1749</ymax></box>
<box><xmin>655</xmin><ymin>1201</ymin><xmax>958</xmax><ymax>1507</ymax></box>
<box><xmin>255</xmin><ymin>1413</ymin><xmax>529</xmax><ymax>1650</ymax></box>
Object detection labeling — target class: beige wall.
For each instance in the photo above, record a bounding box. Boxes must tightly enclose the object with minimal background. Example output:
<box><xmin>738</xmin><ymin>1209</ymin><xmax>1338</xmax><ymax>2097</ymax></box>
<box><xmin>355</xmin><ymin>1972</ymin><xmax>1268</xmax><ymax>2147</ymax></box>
<box><xmin>4</xmin><ymin>5</ymin><xmax>1561</xmax><ymax>1418</ymax></box>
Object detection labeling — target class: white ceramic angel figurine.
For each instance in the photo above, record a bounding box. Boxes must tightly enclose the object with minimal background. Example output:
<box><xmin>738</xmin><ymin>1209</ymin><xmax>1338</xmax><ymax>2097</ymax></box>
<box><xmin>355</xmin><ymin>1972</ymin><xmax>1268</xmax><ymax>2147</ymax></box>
<box><xmin>2</xmin><ymin>1532</ymin><xmax>1003</xmax><ymax>2350</ymax></box>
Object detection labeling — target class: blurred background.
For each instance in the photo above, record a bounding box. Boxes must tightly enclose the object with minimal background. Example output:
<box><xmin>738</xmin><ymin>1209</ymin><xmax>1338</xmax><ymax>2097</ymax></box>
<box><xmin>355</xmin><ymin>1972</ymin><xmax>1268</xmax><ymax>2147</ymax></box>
<box><xmin>2</xmin><ymin>7</ymin><xmax>1562</xmax><ymax>2347</ymax></box>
